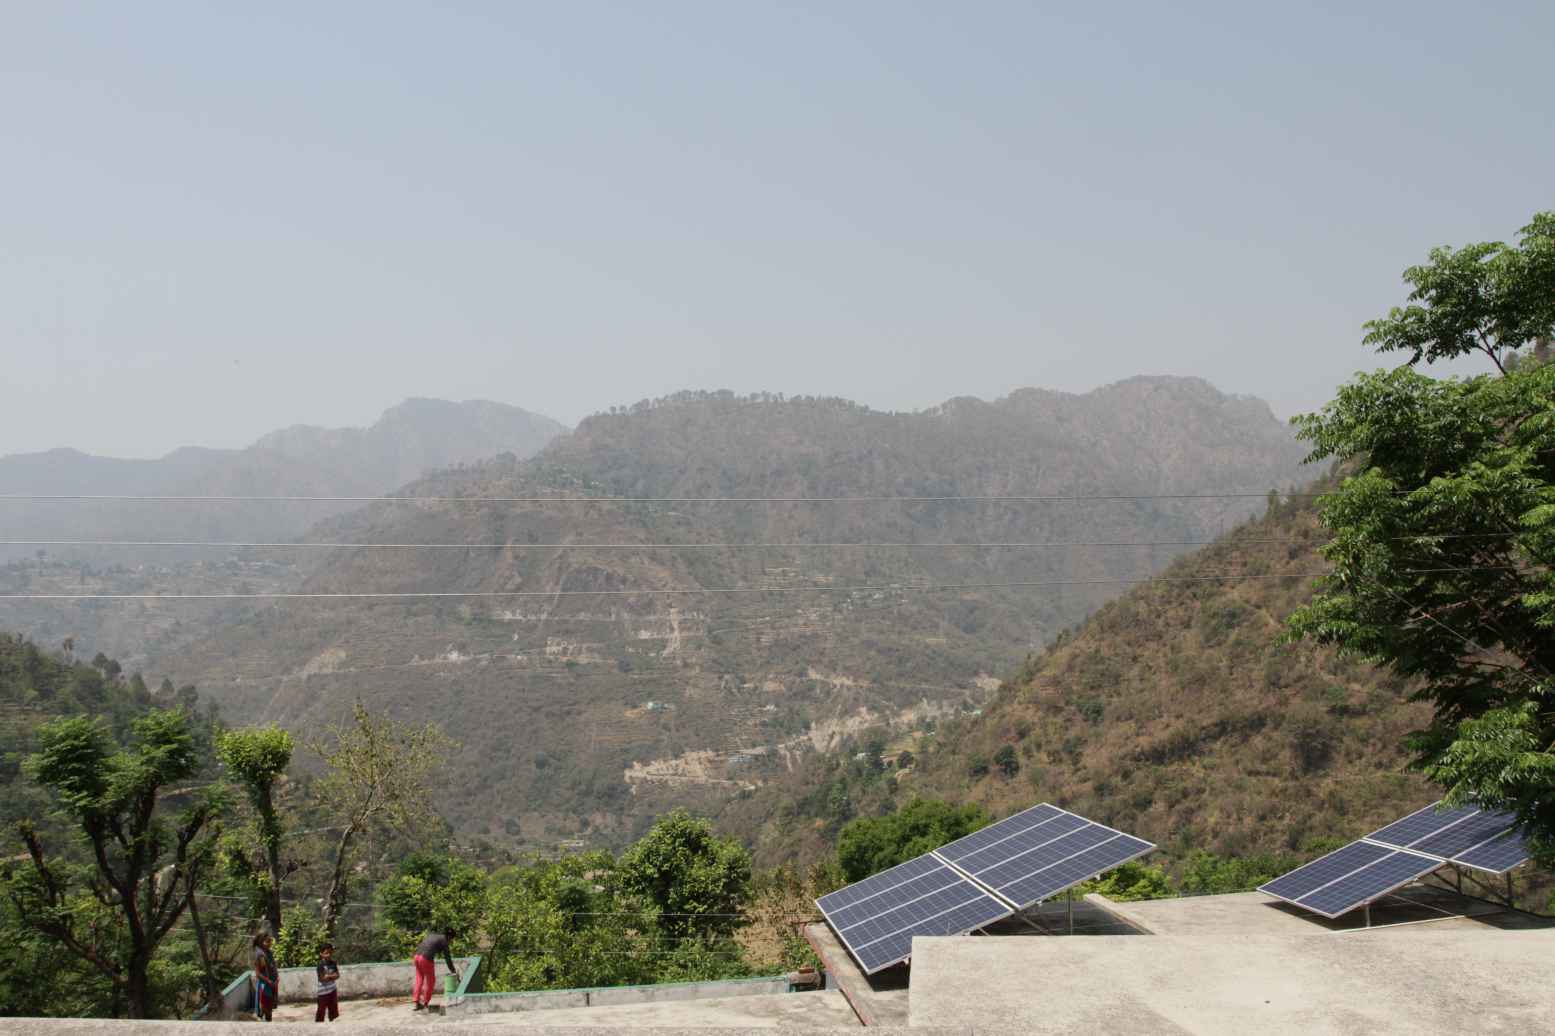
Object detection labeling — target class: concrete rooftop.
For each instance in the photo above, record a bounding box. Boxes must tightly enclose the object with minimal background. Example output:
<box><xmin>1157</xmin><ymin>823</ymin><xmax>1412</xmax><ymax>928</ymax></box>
<box><xmin>911</xmin><ymin>888</ymin><xmax>1555</xmax><ymax>1035</ymax></box>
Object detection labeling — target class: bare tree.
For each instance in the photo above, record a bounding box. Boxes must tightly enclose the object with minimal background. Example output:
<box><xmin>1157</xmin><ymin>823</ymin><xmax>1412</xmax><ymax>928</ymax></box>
<box><xmin>309</xmin><ymin>700</ymin><xmax>454</xmax><ymax>940</ymax></box>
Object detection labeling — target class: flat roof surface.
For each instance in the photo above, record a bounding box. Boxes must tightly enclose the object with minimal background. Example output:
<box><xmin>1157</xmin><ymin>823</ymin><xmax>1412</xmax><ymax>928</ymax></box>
<box><xmin>911</xmin><ymin>890</ymin><xmax>1555</xmax><ymax>1035</ymax></box>
<box><xmin>1091</xmin><ymin>885</ymin><xmax>1543</xmax><ymax>935</ymax></box>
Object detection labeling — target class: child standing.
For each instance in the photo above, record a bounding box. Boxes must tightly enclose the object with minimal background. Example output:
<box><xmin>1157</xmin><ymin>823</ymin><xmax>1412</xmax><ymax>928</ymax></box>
<box><xmin>315</xmin><ymin>943</ymin><xmax>341</xmax><ymax>1022</ymax></box>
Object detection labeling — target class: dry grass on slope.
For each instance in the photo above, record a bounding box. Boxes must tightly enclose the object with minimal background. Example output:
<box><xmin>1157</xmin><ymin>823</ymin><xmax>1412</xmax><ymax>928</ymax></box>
<box><xmin>901</xmin><ymin>490</ymin><xmax>1436</xmax><ymax>861</ymax></box>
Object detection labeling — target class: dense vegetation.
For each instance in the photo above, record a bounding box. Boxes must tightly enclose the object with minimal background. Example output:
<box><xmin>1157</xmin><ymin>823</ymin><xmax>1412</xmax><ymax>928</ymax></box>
<box><xmin>1291</xmin><ymin>213</ymin><xmax>1555</xmax><ymax>853</ymax></box>
<box><xmin>0</xmin><ymin>634</ymin><xmax>827</xmax><ymax>1019</ymax></box>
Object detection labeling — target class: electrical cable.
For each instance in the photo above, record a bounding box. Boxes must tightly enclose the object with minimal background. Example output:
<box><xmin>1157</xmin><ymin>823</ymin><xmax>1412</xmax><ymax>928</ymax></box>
<box><xmin>0</xmin><ymin>565</ymin><xmax>1513</xmax><ymax>601</ymax></box>
<box><xmin>0</xmin><ymin>490</ymin><xmax>1356</xmax><ymax>504</ymax></box>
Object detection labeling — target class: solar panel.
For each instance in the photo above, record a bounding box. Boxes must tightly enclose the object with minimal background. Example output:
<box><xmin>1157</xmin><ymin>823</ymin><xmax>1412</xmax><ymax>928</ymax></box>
<box><xmin>1366</xmin><ymin>802</ymin><xmax>1477</xmax><ymax>849</ymax></box>
<box><xmin>1258</xmin><ymin>840</ymin><xmax>1392</xmax><ymax>903</ymax></box>
<box><xmin>939</xmin><ymin>805</ymin><xmax>1156</xmax><ymax>910</ymax></box>
<box><xmin>1364</xmin><ymin>799</ymin><xmax>1530</xmax><ymax>875</ymax></box>
<box><xmin>1452</xmin><ymin>833</ymin><xmax>1529</xmax><ymax>874</ymax></box>
<box><xmin>816</xmin><ymin>802</ymin><xmax>1155</xmax><ymax>973</ymax></box>
<box><xmin>1410</xmin><ymin>810</ymin><xmax>1520</xmax><ymax>859</ymax></box>
<box><xmin>1293</xmin><ymin>850</ymin><xmax>1440</xmax><ymax>918</ymax></box>
<box><xmin>1261</xmin><ymin>799</ymin><xmax>1534</xmax><ymax>920</ymax></box>
<box><xmin>815</xmin><ymin>854</ymin><xmax>1012</xmax><ymax>974</ymax></box>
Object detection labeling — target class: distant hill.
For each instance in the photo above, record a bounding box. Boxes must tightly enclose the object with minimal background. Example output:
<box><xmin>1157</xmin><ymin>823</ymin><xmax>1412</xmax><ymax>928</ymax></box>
<box><xmin>144</xmin><ymin>378</ymin><xmax>1310</xmax><ymax>848</ymax></box>
<box><xmin>0</xmin><ymin>397</ymin><xmax>568</xmax><ymax>562</ymax></box>
<box><xmin>721</xmin><ymin>482</ymin><xmax>1434</xmax><ymax>869</ymax></box>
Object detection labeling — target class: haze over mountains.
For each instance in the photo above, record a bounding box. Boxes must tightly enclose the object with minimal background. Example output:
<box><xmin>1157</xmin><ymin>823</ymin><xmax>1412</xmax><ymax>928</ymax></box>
<box><xmin>0</xmin><ymin>397</ymin><xmax>567</xmax><ymax>561</ymax></box>
<box><xmin>47</xmin><ymin>375</ymin><xmax>1314</xmax><ymax>846</ymax></box>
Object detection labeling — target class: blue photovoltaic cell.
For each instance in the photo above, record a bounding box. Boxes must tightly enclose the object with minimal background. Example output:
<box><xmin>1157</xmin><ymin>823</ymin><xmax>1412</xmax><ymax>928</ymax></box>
<box><xmin>816</xmin><ymin>854</ymin><xmax>944</xmax><ymax>915</ymax></box>
<box><xmin>849</xmin><ymin>890</ymin><xmax>1012</xmax><ymax>974</ymax></box>
<box><xmin>1453</xmin><ymin>832</ymin><xmax>1530</xmax><ymax>874</ymax></box>
<box><xmin>1258</xmin><ymin>840</ymin><xmax>1392</xmax><ymax>902</ymax></box>
<box><xmin>936</xmin><ymin>803</ymin><xmax>1065</xmax><ymax>864</ymax></box>
<box><xmin>1413</xmin><ymin>810</ymin><xmax>1519</xmax><ymax>860</ymax></box>
<box><xmin>1295</xmin><ymin>850</ymin><xmax>1439</xmax><ymax>917</ymax></box>
<box><xmin>1367</xmin><ymin>801</ymin><xmax>1478</xmax><ymax>849</ymax></box>
<box><xmin>996</xmin><ymin>835</ymin><xmax>1154</xmax><ymax>907</ymax></box>
<box><xmin>972</xmin><ymin>823</ymin><xmax>1114</xmax><ymax>891</ymax></box>
<box><xmin>817</xmin><ymin>854</ymin><xmax>1013</xmax><ymax>975</ymax></box>
<box><xmin>949</xmin><ymin>812</ymin><xmax>1087</xmax><ymax>877</ymax></box>
<box><xmin>820</xmin><ymin>867</ymin><xmax>963</xmax><ymax>931</ymax></box>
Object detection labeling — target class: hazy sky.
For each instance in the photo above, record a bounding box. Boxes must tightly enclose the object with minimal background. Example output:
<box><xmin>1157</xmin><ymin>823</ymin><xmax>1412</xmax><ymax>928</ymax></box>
<box><xmin>3</xmin><ymin>2</ymin><xmax>1550</xmax><ymax>458</ymax></box>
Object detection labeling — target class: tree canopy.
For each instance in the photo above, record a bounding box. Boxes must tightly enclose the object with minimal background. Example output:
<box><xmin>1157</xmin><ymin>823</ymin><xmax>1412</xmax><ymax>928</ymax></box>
<box><xmin>836</xmin><ymin>798</ymin><xmax>991</xmax><ymax>882</ymax></box>
<box><xmin>1290</xmin><ymin>211</ymin><xmax>1555</xmax><ymax>855</ymax></box>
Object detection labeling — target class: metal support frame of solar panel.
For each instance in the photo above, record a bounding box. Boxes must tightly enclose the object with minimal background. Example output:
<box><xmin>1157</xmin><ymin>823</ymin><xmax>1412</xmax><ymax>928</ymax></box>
<box><xmin>814</xmin><ymin>853</ymin><xmax>1013</xmax><ymax>974</ymax></box>
<box><xmin>932</xmin><ymin>803</ymin><xmax>1156</xmax><ymax>911</ymax></box>
<box><xmin>1257</xmin><ymin>800</ymin><xmax>1532</xmax><ymax>920</ymax></box>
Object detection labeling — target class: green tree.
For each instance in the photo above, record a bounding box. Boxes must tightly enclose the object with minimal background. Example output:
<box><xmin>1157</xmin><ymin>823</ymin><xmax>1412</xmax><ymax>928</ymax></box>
<box><xmin>215</xmin><ymin>726</ymin><xmax>293</xmax><ymax>939</ymax></box>
<box><xmin>617</xmin><ymin>810</ymin><xmax>752</xmax><ymax>940</ymax></box>
<box><xmin>1176</xmin><ymin>850</ymin><xmax>1298</xmax><ymax>896</ymax></box>
<box><xmin>1080</xmin><ymin>860</ymin><xmax>1172</xmax><ymax>902</ymax></box>
<box><xmin>836</xmin><ymin>798</ymin><xmax>991</xmax><ymax>882</ymax></box>
<box><xmin>376</xmin><ymin>852</ymin><xmax>487</xmax><ymax>951</ymax></box>
<box><xmin>484</xmin><ymin>852</ymin><xmax>653</xmax><ymax>991</ymax></box>
<box><xmin>1289</xmin><ymin>211</ymin><xmax>1555</xmax><ymax>853</ymax></box>
<box><xmin>993</xmin><ymin>744</ymin><xmax>1020</xmax><ymax>778</ymax></box>
<box><xmin>308</xmin><ymin>700</ymin><xmax>453</xmax><ymax>941</ymax></box>
<box><xmin>4</xmin><ymin>710</ymin><xmax>223</xmax><ymax>1018</ymax></box>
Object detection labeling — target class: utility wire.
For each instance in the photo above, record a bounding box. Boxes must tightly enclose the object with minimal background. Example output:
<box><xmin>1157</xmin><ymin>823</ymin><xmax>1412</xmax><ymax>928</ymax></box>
<box><xmin>0</xmin><ymin>533</ymin><xmax>1505</xmax><ymax>551</ymax></box>
<box><xmin>1</xmin><ymin>538</ymin><xmax>1255</xmax><ymax>550</ymax></box>
<box><xmin>0</xmin><ymin>490</ymin><xmax>1338</xmax><ymax>504</ymax></box>
<box><xmin>0</xmin><ymin>566</ymin><xmax>1512</xmax><ymax>601</ymax></box>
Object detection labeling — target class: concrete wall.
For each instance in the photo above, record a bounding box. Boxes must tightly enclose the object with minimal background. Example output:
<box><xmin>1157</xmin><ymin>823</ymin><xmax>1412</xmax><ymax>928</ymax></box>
<box><xmin>198</xmin><ymin>954</ymin><xmax>481</xmax><ymax>1017</ymax></box>
<box><xmin>273</xmin><ymin>954</ymin><xmax>479</xmax><ymax>1003</ymax></box>
<box><xmin>448</xmin><ymin>974</ymin><xmax>794</xmax><ymax>1017</ymax></box>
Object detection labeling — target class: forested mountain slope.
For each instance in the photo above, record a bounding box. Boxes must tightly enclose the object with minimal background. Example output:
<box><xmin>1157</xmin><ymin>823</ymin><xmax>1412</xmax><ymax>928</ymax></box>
<box><xmin>147</xmin><ymin>378</ymin><xmax>1308</xmax><ymax>846</ymax></box>
<box><xmin>723</xmin><ymin>485</ymin><xmax>1434</xmax><ymax>868</ymax></box>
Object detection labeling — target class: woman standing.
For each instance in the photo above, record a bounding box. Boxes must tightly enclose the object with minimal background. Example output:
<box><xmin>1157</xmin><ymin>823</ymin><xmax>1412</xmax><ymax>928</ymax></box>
<box><xmin>253</xmin><ymin>931</ymin><xmax>279</xmax><ymax>1022</ymax></box>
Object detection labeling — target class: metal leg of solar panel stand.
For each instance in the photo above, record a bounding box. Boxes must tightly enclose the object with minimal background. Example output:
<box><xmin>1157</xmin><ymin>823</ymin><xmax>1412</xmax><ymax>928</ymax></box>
<box><xmin>1363</xmin><ymin>902</ymin><xmax>1371</xmax><ymax>928</ymax></box>
<box><xmin>1067</xmin><ymin>889</ymin><xmax>1074</xmax><ymax>934</ymax></box>
<box><xmin>1507</xmin><ymin>873</ymin><xmax>1515</xmax><ymax>907</ymax></box>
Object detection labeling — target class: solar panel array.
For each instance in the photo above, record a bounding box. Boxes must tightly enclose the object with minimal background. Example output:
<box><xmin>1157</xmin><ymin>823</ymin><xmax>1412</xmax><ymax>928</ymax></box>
<box><xmin>815</xmin><ymin>803</ymin><xmax>1156</xmax><ymax>974</ymax></box>
<box><xmin>815</xmin><ymin>855</ymin><xmax>1013</xmax><ymax>974</ymax></box>
<box><xmin>1259</xmin><ymin>800</ymin><xmax>1532</xmax><ymax>920</ymax></box>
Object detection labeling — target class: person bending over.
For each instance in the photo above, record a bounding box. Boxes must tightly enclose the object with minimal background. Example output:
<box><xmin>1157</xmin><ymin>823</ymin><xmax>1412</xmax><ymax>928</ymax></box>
<box><xmin>411</xmin><ymin>927</ymin><xmax>460</xmax><ymax>1011</ymax></box>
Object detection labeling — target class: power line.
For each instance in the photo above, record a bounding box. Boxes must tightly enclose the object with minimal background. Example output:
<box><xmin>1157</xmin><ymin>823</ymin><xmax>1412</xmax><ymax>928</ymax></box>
<box><xmin>0</xmin><ymin>490</ymin><xmax>1330</xmax><ymax>504</ymax></box>
<box><xmin>2</xmin><ymin>537</ymin><xmax>1254</xmax><ymax>550</ymax></box>
<box><xmin>0</xmin><ymin>532</ymin><xmax>1508</xmax><ymax>552</ymax></box>
<box><xmin>0</xmin><ymin>566</ymin><xmax>1510</xmax><ymax>602</ymax></box>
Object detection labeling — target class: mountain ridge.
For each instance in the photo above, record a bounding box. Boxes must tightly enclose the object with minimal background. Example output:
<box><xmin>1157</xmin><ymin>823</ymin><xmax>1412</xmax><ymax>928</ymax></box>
<box><xmin>138</xmin><ymin>376</ymin><xmax>1312</xmax><ymax>847</ymax></box>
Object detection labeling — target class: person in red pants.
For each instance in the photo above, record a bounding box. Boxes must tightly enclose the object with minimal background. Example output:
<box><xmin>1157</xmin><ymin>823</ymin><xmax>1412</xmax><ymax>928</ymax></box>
<box><xmin>315</xmin><ymin>943</ymin><xmax>341</xmax><ymax>1022</ymax></box>
<box><xmin>411</xmin><ymin>928</ymin><xmax>460</xmax><ymax>1011</ymax></box>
